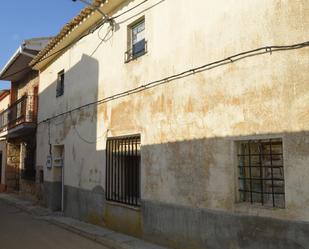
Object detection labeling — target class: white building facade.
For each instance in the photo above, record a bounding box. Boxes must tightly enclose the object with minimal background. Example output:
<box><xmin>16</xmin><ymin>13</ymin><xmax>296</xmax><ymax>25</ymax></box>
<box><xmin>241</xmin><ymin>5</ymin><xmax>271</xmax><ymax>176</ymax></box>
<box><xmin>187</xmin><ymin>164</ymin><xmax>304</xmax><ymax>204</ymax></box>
<box><xmin>32</xmin><ymin>1</ymin><xmax>309</xmax><ymax>248</ymax></box>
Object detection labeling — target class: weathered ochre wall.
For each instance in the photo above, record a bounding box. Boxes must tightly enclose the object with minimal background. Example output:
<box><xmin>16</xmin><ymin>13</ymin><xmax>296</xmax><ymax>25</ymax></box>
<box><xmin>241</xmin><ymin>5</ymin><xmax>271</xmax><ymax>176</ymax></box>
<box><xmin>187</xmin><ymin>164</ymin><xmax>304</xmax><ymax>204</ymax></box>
<box><xmin>11</xmin><ymin>71</ymin><xmax>38</xmax><ymax>102</ymax></box>
<box><xmin>0</xmin><ymin>93</ymin><xmax>10</xmax><ymax>112</ymax></box>
<box><xmin>36</xmin><ymin>0</ymin><xmax>309</xmax><ymax>227</ymax></box>
<box><xmin>6</xmin><ymin>143</ymin><xmax>20</xmax><ymax>191</ymax></box>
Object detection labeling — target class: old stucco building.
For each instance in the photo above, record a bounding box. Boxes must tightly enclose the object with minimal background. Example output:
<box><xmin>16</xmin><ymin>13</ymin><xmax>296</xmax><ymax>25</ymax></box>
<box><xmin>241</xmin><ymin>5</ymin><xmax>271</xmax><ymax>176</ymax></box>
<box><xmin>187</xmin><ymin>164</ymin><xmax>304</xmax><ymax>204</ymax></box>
<box><xmin>0</xmin><ymin>90</ymin><xmax>10</xmax><ymax>191</ymax></box>
<box><xmin>0</xmin><ymin>38</ymin><xmax>51</xmax><ymax>198</ymax></box>
<box><xmin>32</xmin><ymin>0</ymin><xmax>309</xmax><ymax>248</ymax></box>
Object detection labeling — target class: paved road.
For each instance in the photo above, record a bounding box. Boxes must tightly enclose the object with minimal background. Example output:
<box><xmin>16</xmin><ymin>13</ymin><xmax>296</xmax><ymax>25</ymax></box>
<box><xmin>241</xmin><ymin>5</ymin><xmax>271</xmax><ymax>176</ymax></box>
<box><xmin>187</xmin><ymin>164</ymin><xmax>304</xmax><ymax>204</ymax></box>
<box><xmin>0</xmin><ymin>200</ymin><xmax>109</xmax><ymax>249</ymax></box>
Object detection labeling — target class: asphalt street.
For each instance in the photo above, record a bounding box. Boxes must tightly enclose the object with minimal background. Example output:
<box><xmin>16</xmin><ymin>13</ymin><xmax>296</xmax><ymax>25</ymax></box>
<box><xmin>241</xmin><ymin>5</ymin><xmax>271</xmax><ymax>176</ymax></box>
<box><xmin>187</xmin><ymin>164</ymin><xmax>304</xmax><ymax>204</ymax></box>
<box><xmin>0</xmin><ymin>199</ymin><xmax>109</xmax><ymax>249</ymax></box>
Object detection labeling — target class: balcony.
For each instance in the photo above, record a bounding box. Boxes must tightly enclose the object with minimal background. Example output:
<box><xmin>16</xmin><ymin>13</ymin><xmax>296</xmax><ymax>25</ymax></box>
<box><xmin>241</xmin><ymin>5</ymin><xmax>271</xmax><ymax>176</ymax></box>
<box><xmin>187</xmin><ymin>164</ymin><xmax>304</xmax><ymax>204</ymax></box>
<box><xmin>0</xmin><ymin>95</ymin><xmax>37</xmax><ymax>138</ymax></box>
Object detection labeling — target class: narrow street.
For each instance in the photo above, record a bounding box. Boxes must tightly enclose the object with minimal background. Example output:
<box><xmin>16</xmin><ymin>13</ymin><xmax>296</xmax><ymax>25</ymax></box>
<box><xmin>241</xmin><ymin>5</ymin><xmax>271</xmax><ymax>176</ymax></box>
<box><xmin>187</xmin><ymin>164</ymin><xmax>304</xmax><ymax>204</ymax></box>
<box><xmin>0</xmin><ymin>199</ymin><xmax>108</xmax><ymax>249</ymax></box>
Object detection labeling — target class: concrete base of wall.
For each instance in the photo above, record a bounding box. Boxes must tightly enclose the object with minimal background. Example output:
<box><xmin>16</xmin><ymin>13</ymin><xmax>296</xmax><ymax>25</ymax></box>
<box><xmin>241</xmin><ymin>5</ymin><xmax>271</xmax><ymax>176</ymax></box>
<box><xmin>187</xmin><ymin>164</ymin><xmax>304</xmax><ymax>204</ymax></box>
<box><xmin>64</xmin><ymin>185</ymin><xmax>105</xmax><ymax>225</ymax></box>
<box><xmin>104</xmin><ymin>202</ymin><xmax>142</xmax><ymax>237</ymax></box>
<box><xmin>56</xmin><ymin>185</ymin><xmax>309</xmax><ymax>249</ymax></box>
<box><xmin>142</xmin><ymin>200</ymin><xmax>309</xmax><ymax>249</ymax></box>
<box><xmin>20</xmin><ymin>179</ymin><xmax>37</xmax><ymax>200</ymax></box>
<box><xmin>43</xmin><ymin>181</ymin><xmax>62</xmax><ymax>211</ymax></box>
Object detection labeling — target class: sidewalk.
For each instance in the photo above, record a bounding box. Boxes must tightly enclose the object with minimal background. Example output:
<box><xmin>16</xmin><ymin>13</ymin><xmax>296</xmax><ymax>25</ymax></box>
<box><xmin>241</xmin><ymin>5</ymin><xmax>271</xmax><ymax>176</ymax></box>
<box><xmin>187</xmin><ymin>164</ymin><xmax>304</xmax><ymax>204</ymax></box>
<box><xmin>0</xmin><ymin>193</ymin><xmax>169</xmax><ymax>249</ymax></box>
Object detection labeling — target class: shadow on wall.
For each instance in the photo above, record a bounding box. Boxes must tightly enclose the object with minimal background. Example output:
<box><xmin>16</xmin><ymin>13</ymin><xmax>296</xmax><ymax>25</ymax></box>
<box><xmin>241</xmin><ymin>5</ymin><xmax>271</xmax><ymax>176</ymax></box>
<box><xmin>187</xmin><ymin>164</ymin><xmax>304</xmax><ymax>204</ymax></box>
<box><xmin>140</xmin><ymin>131</ymin><xmax>309</xmax><ymax>249</ymax></box>
<box><xmin>35</xmin><ymin>53</ymin><xmax>309</xmax><ymax>248</ymax></box>
<box><xmin>37</xmin><ymin>54</ymin><xmax>105</xmax><ymax>224</ymax></box>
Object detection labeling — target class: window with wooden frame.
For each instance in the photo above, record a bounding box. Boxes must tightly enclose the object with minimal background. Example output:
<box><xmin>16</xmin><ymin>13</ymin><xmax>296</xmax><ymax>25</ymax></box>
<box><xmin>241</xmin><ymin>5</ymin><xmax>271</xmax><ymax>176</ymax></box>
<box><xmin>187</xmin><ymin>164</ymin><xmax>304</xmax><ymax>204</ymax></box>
<box><xmin>125</xmin><ymin>18</ymin><xmax>146</xmax><ymax>62</ymax></box>
<box><xmin>237</xmin><ymin>139</ymin><xmax>285</xmax><ymax>208</ymax></box>
<box><xmin>56</xmin><ymin>70</ymin><xmax>64</xmax><ymax>97</ymax></box>
<box><xmin>105</xmin><ymin>135</ymin><xmax>141</xmax><ymax>207</ymax></box>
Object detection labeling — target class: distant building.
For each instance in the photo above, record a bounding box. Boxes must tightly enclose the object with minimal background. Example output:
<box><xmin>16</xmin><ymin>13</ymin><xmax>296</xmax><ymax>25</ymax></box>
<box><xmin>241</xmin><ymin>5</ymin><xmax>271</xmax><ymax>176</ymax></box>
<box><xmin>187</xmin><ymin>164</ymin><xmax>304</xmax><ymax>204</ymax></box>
<box><xmin>31</xmin><ymin>1</ymin><xmax>309</xmax><ymax>249</ymax></box>
<box><xmin>0</xmin><ymin>37</ymin><xmax>51</xmax><ymax>199</ymax></box>
<box><xmin>0</xmin><ymin>90</ymin><xmax>10</xmax><ymax>192</ymax></box>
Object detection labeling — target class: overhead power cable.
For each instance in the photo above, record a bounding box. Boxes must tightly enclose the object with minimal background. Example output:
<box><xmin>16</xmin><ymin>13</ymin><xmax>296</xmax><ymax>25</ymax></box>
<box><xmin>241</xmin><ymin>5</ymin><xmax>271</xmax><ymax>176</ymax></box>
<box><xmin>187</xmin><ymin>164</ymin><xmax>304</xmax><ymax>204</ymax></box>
<box><xmin>38</xmin><ymin>40</ymin><xmax>309</xmax><ymax>126</ymax></box>
<box><xmin>1</xmin><ymin>0</ymin><xmax>149</xmax><ymax>80</ymax></box>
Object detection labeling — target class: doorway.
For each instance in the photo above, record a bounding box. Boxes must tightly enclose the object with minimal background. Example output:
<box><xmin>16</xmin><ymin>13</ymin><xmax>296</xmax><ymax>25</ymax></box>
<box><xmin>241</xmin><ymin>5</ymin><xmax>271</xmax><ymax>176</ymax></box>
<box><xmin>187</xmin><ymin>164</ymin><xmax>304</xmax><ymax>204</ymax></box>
<box><xmin>53</xmin><ymin>145</ymin><xmax>64</xmax><ymax>212</ymax></box>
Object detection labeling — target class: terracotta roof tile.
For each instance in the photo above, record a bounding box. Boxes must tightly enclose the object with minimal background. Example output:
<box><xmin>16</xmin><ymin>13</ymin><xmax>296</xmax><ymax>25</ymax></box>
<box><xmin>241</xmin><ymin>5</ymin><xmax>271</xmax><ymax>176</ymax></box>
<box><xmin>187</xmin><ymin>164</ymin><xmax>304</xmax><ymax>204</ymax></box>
<box><xmin>30</xmin><ymin>0</ymin><xmax>105</xmax><ymax>67</ymax></box>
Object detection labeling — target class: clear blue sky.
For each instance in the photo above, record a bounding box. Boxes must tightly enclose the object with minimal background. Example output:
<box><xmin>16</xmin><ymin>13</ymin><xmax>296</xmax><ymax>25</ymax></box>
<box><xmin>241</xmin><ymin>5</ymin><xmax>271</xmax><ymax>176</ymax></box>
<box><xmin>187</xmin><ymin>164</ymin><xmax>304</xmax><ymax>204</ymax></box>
<box><xmin>0</xmin><ymin>0</ymin><xmax>85</xmax><ymax>89</ymax></box>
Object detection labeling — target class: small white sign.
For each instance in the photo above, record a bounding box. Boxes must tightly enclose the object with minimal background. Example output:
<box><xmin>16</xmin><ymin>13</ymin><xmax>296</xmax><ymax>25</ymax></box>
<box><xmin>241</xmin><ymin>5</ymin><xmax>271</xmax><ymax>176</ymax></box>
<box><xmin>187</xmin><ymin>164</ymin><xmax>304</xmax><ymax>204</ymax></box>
<box><xmin>46</xmin><ymin>155</ymin><xmax>52</xmax><ymax>169</ymax></box>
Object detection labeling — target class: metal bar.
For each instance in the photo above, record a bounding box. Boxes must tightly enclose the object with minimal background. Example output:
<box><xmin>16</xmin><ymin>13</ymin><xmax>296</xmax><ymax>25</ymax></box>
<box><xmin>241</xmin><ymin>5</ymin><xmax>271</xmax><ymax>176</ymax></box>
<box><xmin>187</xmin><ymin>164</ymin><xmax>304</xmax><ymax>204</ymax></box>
<box><xmin>259</xmin><ymin>142</ymin><xmax>264</xmax><ymax>205</ymax></box>
<box><xmin>121</xmin><ymin>138</ymin><xmax>125</xmax><ymax>203</ymax></box>
<box><xmin>241</xmin><ymin>143</ymin><xmax>246</xmax><ymax>201</ymax></box>
<box><xmin>124</xmin><ymin>137</ymin><xmax>128</xmax><ymax>204</ymax></box>
<box><xmin>238</xmin><ymin>177</ymin><xmax>284</xmax><ymax>181</ymax></box>
<box><xmin>239</xmin><ymin>189</ymin><xmax>285</xmax><ymax>195</ymax></box>
<box><xmin>237</xmin><ymin>153</ymin><xmax>282</xmax><ymax>157</ymax></box>
<box><xmin>238</xmin><ymin>165</ymin><xmax>283</xmax><ymax>168</ymax></box>
<box><xmin>117</xmin><ymin>139</ymin><xmax>120</xmax><ymax>202</ymax></box>
<box><xmin>111</xmin><ymin>139</ymin><xmax>115</xmax><ymax>200</ymax></box>
<box><xmin>248</xmin><ymin>141</ymin><xmax>253</xmax><ymax>203</ymax></box>
<box><xmin>136</xmin><ymin>137</ymin><xmax>140</xmax><ymax>205</ymax></box>
<box><xmin>116</xmin><ymin>139</ymin><xmax>119</xmax><ymax>202</ymax></box>
<box><xmin>128</xmin><ymin>137</ymin><xmax>133</xmax><ymax>205</ymax></box>
<box><xmin>270</xmin><ymin>139</ymin><xmax>275</xmax><ymax>207</ymax></box>
<box><xmin>121</xmin><ymin>139</ymin><xmax>124</xmax><ymax>203</ymax></box>
<box><xmin>105</xmin><ymin>139</ymin><xmax>110</xmax><ymax>200</ymax></box>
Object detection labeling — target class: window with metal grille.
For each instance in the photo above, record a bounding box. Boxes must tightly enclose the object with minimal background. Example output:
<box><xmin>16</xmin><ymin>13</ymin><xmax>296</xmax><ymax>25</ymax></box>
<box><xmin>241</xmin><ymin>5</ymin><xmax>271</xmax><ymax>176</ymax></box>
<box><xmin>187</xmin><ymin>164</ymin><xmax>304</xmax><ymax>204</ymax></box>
<box><xmin>56</xmin><ymin>70</ymin><xmax>64</xmax><ymax>97</ymax></box>
<box><xmin>106</xmin><ymin>135</ymin><xmax>141</xmax><ymax>206</ymax></box>
<box><xmin>238</xmin><ymin>139</ymin><xmax>285</xmax><ymax>208</ymax></box>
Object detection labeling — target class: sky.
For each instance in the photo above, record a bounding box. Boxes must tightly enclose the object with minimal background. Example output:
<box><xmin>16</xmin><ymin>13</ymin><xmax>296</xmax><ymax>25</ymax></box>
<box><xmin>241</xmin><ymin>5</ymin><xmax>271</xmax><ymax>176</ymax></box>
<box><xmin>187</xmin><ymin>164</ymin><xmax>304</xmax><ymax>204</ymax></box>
<box><xmin>0</xmin><ymin>0</ymin><xmax>85</xmax><ymax>90</ymax></box>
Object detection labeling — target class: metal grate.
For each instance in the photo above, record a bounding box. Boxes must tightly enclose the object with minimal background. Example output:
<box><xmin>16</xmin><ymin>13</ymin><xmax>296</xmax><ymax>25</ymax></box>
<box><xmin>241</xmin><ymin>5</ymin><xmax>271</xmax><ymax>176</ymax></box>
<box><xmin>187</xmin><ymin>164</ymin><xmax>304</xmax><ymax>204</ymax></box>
<box><xmin>238</xmin><ymin>139</ymin><xmax>285</xmax><ymax>208</ymax></box>
<box><xmin>106</xmin><ymin>135</ymin><xmax>141</xmax><ymax>206</ymax></box>
<box><xmin>0</xmin><ymin>95</ymin><xmax>37</xmax><ymax>132</ymax></box>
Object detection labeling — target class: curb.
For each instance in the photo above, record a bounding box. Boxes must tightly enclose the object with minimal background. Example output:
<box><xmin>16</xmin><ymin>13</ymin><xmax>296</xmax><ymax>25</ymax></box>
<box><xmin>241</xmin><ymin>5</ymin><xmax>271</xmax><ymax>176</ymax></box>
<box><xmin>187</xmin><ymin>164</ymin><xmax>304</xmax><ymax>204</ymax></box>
<box><xmin>45</xmin><ymin>218</ymin><xmax>124</xmax><ymax>249</ymax></box>
<box><xmin>0</xmin><ymin>195</ymin><xmax>152</xmax><ymax>249</ymax></box>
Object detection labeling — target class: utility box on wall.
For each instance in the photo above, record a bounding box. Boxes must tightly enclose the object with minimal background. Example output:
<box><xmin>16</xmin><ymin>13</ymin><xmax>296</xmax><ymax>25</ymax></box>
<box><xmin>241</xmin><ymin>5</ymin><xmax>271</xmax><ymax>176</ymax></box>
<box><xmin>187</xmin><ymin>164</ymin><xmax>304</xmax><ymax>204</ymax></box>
<box><xmin>46</xmin><ymin>155</ymin><xmax>52</xmax><ymax>169</ymax></box>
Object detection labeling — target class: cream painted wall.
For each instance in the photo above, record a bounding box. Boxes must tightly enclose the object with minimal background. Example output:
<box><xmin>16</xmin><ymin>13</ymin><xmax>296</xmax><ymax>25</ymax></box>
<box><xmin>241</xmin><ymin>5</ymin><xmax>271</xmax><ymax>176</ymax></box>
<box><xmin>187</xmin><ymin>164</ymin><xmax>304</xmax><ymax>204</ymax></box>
<box><xmin>0</xmin><ymin>94</ymin><xmax>9</xmax><ymax>111</ymax></box>
<box><xmin>0</xmin><ymin>94</ymin><xmax>9</xmax><ymax>184</ymax></box>
<box><xmin>37</xmin><ymin>0</ymin><xmax>309</xmax><ymax>221</ymax></box>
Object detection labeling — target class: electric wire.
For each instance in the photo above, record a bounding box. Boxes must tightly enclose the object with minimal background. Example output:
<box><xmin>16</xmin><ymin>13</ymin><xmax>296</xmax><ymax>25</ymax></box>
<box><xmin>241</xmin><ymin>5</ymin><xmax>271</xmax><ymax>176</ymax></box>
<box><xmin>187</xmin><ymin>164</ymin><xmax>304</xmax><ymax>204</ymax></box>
<box><xmin>1</xmin><ymin>2</ymin><xmax>309</xmax><ymax>141</ymax></box>
<box><xmin>112</xmin><ymin>0</ymin><xmax>149</xmax><ymax>19</ymax></box>
<box><xmin>38</xmin><ymin>40</ymin><xmax>309</xmax><ymax>127</ymax></box>
<box><xmin>1</xmin><ymin>0</ymin><xmax>149</xmax><ymax>80</ymax></box>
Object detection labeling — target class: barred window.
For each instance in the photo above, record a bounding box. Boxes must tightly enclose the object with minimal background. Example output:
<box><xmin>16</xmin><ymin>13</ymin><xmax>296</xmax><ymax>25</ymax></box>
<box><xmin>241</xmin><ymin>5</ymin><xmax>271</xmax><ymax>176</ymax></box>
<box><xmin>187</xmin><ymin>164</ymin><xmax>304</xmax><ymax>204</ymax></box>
<box><xmin>238</xmin><ymin>139</ymin><xmax>285</xmax><ymax>208</ymax></box>
<box><xmin>106</xmin><ymin>135</ymin><xmax>141</xmax><ymax>206</ymax></box>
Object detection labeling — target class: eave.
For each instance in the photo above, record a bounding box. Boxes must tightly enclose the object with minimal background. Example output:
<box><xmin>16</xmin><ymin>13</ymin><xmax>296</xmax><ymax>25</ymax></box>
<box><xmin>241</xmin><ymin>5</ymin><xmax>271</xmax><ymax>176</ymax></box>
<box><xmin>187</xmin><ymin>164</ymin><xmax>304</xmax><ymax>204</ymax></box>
<box><xmin>31</xmin><ymin>0</ymin><xmax>127</xmax><ymax>71</ymax></box>
<box><xmin>0</xmin><ymin>37</ymin><xmax>52</xmax><ymax>82</ymax></box>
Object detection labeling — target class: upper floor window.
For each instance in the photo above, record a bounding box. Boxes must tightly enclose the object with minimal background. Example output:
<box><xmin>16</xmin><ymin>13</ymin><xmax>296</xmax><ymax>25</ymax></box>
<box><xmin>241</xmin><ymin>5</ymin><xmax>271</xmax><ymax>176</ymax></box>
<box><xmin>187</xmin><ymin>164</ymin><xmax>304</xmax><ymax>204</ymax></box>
<box><xmin>56</xmin><ymin>70</ymin><xmax>64</xmax><ymax>97</ymax></box>
<box><xmin>237</xmin><ymin>139</ymin><xmax>285</xmax><ymax>208</ymax></box>
<box><xmin>125</xmin><ymin>18</ymin><xmax>146</xmax><ymax>62</ymax></box>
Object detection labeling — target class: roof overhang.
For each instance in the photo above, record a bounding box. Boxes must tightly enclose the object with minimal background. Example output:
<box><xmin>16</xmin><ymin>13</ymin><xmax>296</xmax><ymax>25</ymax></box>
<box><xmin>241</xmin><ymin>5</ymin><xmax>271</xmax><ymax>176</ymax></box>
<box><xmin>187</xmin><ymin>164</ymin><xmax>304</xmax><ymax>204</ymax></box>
<box><xmin>0</xmin><ymin>37</ymin><xmax>52</xmax><ymax>82</ymax></box>
<box><xmin>31</xmin><ymin>0</ymin><xmax>126</xmax><ymax>70</ymax></box>
<box><xmin>6</xmin><ymin>123</ymin><xmax>36</xmax><ymax>139</ymax></box>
